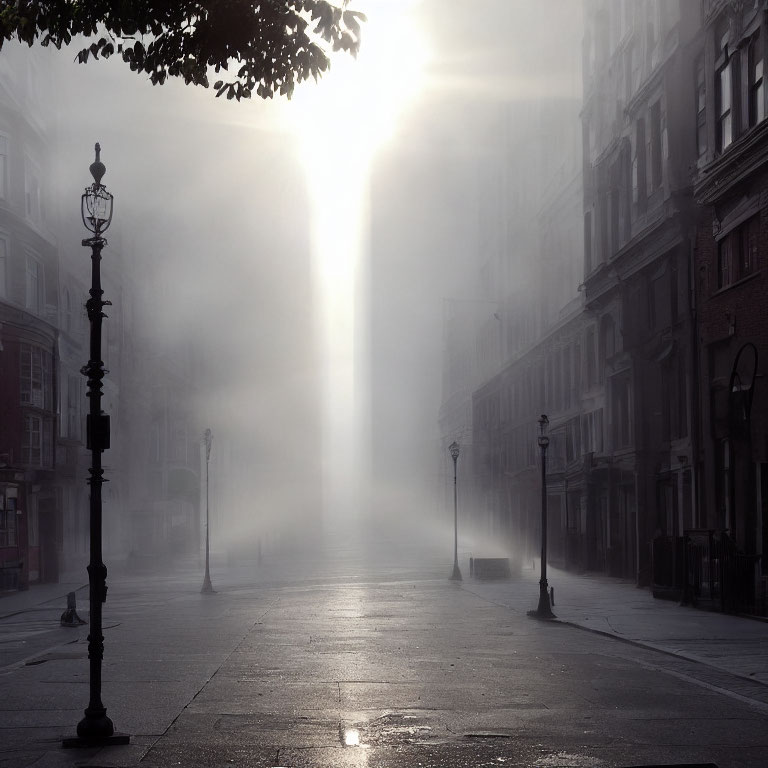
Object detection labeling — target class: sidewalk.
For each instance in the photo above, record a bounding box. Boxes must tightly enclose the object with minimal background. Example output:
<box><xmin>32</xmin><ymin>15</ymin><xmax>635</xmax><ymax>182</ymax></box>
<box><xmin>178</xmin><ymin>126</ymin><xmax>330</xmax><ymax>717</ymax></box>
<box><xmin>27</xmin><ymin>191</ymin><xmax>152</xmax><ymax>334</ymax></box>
<box><xmin>0</xmin><ymin>580</ymin><xmax>88</xmax><ymax>617</ymax></box>
<box><xmin>462</xmin><ymin>558</ymin><xmax>768</xmax><ymax>687</ymax></box>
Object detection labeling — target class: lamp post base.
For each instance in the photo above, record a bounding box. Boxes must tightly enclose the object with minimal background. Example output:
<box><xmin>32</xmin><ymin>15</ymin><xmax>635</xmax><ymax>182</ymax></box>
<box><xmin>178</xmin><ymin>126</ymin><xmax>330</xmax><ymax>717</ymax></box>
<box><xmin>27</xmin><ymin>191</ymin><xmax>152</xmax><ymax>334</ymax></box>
<box><xmin>450</xmin><ymin>563</ymin><xmax>462</xmax><ymax>581</ymax></box>
<box><xmin>63</xmin><ymin>710</ymin><xmax>130</xmax><ymax>748</ymax></box>
<box><xmin>201</xmin><ymin>576</ymin><xmax>216</xmax><ymax>594</ymax></box>
<box><xmin>527</xmin><ymin>580</ymin><xmax>556</xmax><ymax>619</ymax></box>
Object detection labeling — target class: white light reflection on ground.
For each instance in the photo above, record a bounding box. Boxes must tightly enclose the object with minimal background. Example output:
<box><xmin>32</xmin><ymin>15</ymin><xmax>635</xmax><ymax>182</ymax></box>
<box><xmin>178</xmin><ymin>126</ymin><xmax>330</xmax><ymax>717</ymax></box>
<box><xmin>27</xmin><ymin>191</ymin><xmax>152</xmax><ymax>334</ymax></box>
<box><xmin>344</xmin><ymin>727</ymin><xmax>361</xmax><ymax>746</ymax></box>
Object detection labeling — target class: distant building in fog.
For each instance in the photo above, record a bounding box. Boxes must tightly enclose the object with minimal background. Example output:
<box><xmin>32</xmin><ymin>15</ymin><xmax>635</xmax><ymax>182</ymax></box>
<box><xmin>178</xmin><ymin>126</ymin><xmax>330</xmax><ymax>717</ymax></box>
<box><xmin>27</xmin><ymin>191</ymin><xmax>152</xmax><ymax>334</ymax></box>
<box><xmin>0</xmin><ymin>44</ymin><xmax>203</xmax><ymax>589</ymax></box>
<box><xmin>437</xmin><ymin>4</ymin><xmax>584</xmax><ymax>561</ymax></box>
<box><xmin>0</xmin><ymin>44</ymin><xmax>61</xmax><ymax>587</ymax></box>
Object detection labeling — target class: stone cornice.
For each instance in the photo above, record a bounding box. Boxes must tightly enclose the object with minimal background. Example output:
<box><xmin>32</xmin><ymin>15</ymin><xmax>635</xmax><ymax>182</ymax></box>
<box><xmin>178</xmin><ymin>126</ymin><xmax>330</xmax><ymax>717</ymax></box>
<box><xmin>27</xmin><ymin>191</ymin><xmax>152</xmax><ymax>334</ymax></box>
<box><xmin>694</xmin><ymin>120</ymin><xmax>768</xmax><ymax>204</ymax></box>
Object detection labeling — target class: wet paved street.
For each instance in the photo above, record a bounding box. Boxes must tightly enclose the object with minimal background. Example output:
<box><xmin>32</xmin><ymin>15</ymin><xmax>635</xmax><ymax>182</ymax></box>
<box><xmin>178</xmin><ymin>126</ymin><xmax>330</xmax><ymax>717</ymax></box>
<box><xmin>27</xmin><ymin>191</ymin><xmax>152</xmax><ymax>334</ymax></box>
<box><xmin>1</xmin><ymin>516</ymin><xmax>767</xmax><ymax>767</ymax></box>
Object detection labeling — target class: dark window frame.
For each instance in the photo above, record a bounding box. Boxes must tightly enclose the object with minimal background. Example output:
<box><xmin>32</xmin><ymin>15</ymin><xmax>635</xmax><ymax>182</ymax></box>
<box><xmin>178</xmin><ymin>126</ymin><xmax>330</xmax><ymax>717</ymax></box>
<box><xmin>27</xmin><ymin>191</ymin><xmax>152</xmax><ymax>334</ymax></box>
<box><xmin>748</xmin><ymin>30</ymin><xmax>765</xmax><ymax>128</ymax></box>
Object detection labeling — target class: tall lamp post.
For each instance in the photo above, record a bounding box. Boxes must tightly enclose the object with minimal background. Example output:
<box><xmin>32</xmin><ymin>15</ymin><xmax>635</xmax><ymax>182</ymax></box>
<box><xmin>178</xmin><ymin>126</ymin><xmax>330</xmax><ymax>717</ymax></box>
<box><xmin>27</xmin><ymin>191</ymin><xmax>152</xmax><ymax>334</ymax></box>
<box><xmin>529</xmin><ymin>414</ymin><xmax>555</xmax><ymax>619</ymax></box>
<box><xmin>449</xmin><ymin>441</ymin><xmax>462</xmax><ymax>581</ymax></box>
<box><xmin>64</xmin><ymin>145</ymin><xmax>129</xmax><ymax>747</ymax></box>
<box><xmin>201</xmin><ymin>428</ymin><xmax>216</xmax><ymax>594</ymax></box>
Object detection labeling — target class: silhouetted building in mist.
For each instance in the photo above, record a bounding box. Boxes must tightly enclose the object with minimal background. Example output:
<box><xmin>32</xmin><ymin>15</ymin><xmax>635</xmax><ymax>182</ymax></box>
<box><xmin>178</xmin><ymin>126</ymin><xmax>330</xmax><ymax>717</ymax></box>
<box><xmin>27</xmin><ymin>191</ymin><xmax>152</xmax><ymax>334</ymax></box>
<box><xmin>0</xmin><ymin>45</ymin><xmax>61</xmax><ymax>588</ymax></box>
<box><xmin>579</xmin><ymin>1</ymin><xmax>702</xmax><ymax>583</ymax></box>
<box><xmin>470</xmin><ymin>99</ymin><xmax>584</xmax><ymax>566</ymax></box>
<box><xmin>0</xmin><ymin>44</ymin><xmax>205</xmax><ymax>589</ymax></box>
<box><xmin>436</xmin><ymin>5</ymin><xmax>585</xmax><ymax>563</ymax></box>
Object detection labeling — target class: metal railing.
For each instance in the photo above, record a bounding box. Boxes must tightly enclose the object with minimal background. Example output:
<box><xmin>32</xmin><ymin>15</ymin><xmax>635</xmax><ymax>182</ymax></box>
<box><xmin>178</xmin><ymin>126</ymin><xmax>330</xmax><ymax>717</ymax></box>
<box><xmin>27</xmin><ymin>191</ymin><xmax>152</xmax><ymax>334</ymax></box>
<box><xmin>681</xmin><ymin>529</ymin><xmax>761</xmax><ymax>615</ymax></box>
<box><xmin>653</xmin><ymin>529</ymin><xmax>763</xmax><ymax>616</ymax></box>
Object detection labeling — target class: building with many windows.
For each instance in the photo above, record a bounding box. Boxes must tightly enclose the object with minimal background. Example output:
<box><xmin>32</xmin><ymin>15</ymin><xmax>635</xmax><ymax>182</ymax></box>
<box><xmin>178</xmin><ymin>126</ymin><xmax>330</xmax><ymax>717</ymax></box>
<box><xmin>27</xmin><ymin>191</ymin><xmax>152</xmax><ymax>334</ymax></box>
<box><xmin>439</xmin><ymin>1</ymin><xmax>767</xmax><ymax>613</ymax></box>
<box><xmin>580</xmin><ymin>0</ymin><xmax>702</xmax><ymax>582</ymax></box>
<box><xmin>0</xmin><ymin>43</ymin><xmax>61</xmax><ymax>587</ymax></box>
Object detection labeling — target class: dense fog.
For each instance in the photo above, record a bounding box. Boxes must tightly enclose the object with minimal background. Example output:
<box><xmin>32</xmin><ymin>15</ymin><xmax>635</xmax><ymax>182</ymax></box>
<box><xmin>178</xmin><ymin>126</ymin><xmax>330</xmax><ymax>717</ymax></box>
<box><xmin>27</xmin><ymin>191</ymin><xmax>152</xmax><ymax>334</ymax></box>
<box><xmin>1</xmin><ymin>0</ymin><xmax>583</xmax><ymax>569</ymax></box>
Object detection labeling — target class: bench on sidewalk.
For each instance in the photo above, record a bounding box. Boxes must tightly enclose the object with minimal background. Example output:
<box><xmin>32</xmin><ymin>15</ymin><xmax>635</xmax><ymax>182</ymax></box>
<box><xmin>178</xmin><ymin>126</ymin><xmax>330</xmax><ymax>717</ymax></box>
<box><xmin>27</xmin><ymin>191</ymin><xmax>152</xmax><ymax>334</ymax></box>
<box><xmin>0</xmin><ymin>560</ymin><xmax>23</xmax><ymax>591</ymax></box>
<box><xmin>470</xmin><ymin>557</ymin><xmax>517</xmax><ymax>580</ymax></box>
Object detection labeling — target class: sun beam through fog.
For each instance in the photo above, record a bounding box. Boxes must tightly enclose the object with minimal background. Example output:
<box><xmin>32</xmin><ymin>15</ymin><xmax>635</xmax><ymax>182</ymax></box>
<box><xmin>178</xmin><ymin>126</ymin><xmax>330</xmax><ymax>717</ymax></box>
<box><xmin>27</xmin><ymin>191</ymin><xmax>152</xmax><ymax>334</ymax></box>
<box><xmin>285</xmin><ymin>0</ymin><xmax>428</xmax><ymax>522</ymax></box>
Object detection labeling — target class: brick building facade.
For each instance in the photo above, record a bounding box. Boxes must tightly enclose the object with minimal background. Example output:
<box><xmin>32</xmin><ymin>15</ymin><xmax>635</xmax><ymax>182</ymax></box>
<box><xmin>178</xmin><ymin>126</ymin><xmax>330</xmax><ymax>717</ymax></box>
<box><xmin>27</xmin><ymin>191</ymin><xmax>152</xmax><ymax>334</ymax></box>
<box><xmin>691</xmin><ymin>0</ymin><xmax>768</xmax><ymax>606</ymax></box>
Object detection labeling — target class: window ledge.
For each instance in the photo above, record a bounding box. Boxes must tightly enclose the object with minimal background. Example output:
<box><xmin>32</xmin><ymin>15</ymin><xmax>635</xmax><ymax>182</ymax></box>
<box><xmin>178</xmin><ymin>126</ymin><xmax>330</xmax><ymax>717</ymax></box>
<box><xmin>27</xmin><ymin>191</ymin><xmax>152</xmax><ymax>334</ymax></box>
<box><xmin>712</xmin><ymin>269</ymin><xmax>762</xmax><ymax>298</ymax></box>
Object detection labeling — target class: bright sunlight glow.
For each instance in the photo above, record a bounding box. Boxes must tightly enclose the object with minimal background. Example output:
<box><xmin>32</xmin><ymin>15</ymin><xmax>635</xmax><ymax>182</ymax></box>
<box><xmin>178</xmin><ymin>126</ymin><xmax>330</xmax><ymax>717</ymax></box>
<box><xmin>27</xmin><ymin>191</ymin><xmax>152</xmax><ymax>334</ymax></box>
<box><xmin>285</xmin><ymin>0</ymin><xmax>428</xmax><ymax>520</ymax></box>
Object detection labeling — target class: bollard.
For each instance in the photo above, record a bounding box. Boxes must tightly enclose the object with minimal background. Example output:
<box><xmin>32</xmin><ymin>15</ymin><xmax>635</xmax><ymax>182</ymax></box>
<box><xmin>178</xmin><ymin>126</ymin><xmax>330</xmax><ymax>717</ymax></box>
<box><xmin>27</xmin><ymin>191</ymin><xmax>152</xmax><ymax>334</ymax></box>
<box><xmin>60</xmin><ymin>591</ymin><xmax>86</xmax><ymax>627</ymax></box>
<box><xmin>469</xmin><ymin>557</ymin><xmax>474</xmax><ymax>577</ymax></box>
<box><xmin>549</xmin><ymin>585</ymin><xmax>555</xmax><ymax>606</ymax></box>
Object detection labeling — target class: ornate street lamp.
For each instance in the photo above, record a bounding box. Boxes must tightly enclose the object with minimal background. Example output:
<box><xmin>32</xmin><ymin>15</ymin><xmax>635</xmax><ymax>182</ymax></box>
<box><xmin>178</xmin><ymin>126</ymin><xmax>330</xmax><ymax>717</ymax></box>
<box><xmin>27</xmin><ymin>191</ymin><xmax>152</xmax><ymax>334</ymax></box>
<box><xmin>201</xmin><ymin>428</ymin><xmax>216</xmax><ymax>594</ymax></box>
<box><xmin>449</xmin><ymin>441</ymin><xmax>462</xmax><ymax>581</ymax></box>
<box><xmin>529</xmin><ymin>414</ymin><xmax>555</xmax><ymax>619</ymax></box>
<box><xmin>63</xmin><ymin>144</ymin><xmax>129</xmax><ymax>747</ymax></box>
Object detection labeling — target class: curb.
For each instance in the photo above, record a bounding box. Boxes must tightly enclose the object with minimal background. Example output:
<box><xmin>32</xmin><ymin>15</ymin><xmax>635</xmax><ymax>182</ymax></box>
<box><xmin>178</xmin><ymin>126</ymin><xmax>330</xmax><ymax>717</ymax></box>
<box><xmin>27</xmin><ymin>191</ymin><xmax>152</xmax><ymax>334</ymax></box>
<box><xmin>554</xmin><ymin>616</ymin><xmax>768</xmax><ymax>691</ymax></box>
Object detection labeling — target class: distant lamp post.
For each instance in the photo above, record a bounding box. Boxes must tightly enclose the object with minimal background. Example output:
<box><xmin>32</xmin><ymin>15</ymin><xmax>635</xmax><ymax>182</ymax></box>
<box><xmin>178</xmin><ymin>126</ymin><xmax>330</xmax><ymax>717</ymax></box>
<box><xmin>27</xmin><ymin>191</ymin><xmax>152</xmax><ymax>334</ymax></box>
<box><xmin>63</xmin><ymin>144</ymin><xmax>129</xmax><ymax>747</ymax></box>
<box><xmin>201</xmin><ymin>428</ymin><xmax>216</xmax><ymax>594</ymax></box>
<box><xmin>449</xmin><ymin>441</ymin><xmax>462</xmax><ymax>581</ymax></box>
<box><xmin>529</xmin><ymin>414</ymin><xmax>555</xmax><ymax>619</ymax></box>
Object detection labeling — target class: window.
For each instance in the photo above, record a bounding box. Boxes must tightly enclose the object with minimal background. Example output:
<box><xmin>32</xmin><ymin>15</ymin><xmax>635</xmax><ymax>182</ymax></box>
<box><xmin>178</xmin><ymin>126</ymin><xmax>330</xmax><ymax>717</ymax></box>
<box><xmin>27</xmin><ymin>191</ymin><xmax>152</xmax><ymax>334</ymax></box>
<box><xmin>651</xmin><ymin>101</ymin><xmax>662</xmax><ymax>190</ymax></box>
<box><xmin>601</xmin><ymin>315</ymin><xmax>616</xmax><ymax>360</ymax></box>
<box><xmin>613</xmin><ymin>375</ymin><xmax>632</xmax><ymax>448</ymax></box>
<box><xmin>696</xmin><ymin>56</ymin><xmax>707</xmax><ymax>156</ymax></box>
<box><xmin>717</xmin><ymin>214</ymin><xmax>759</xmax><ymax>289</ymax></box>
<box><xmin>582</xmin><ymin>409</ymin><xmax>604</xmax><ymax>454</ymax></box>
<box><xmin>0</xmin><ymin>234</ymin><xmax>7</xmax><ymax>299</ymax></box>
<box><xmin>634</xmin><ymin>118</ymin><xmax>646</xmax><ymax>209</ymax></box>
<box><xmin>60</xmin><ymin>373</ymin><xmax>82</xmax><ymax>441</ymax></box>
<box><xmin>25</xmin><ymin>156</ymin><xmax>42</xmax><ymax>225</ymax></box>
<box><xmin>740</xmin><ymin>215</ymin><xmax>759</xmax><ymax>277</ymax></box>
<box><xmin>621</xmin><ymin>141</ymin><xmax>632</xmax><ymax>242</ymax></box>
<box><xmin>584</xmin><ymin>210</ymin><xmax>593</xmax><ymax>274</ymax></box>
<box><xmin>625</xmin><ymin>42</ymin><xmax>635</xmax><ymax>101</ymax></box>
<box><xmin>0</xmin><ymin>490</ymin><xmax>17</xmax><ymax>547</ymax></box>
<box><xmin>600</xmin><ymin>189</ymin><xmax>609</xmax><ymax>263</ymax></box>
<box><xmin>585</xmin><ymin>327</ymin><xmax>597</xmax><ymax>387</ymax></box>
<box><xmin>20</xmin><ymin>344</ymin><xmax>52</xmax><ymax>410</ymax></box>
<box><xmin>749</xmin><ymin>32</ymin><xmax>764</xmax><ymax>128</ymax></box>
<box><xmin>574</xmin><ymin>341</ymin><xmax>581</xmax><ymax>394</ymax></box>
<box><xmin>610</xmin><ymin>164</ymin><xmax>620</xmax><ymax>256</ymax></box>
<box><xmin>25</xmin><ymin>253</ymin><xmax>42</xmax><ymax>314</ymax></box>
<box><xmin>565</xmin><ymin>418</ymin><xmax>580</xmax><ymax>463</ymax></box>
<box><xmin>594</xmin><ymin>408</ymin><xmax>604</xmax><ymax>452</ymax></box>
<box><xmin>0</xmin><ymin>134</ymin><xmax>7</xmax><ymax>200</ymax></box>
<box><xmin>23</xmin><ymin>415</ymin><xmax>42</xmax><ymax>466</ymax></box>
<box><xmin>717</xmin><ymin>233</ymin><xmax>733</xmax><ymax>288</ymax></box>
<box><xmin>716</xmin><ymin>34</ymin><xmax>733</xmax><ymax>152</ymax></box>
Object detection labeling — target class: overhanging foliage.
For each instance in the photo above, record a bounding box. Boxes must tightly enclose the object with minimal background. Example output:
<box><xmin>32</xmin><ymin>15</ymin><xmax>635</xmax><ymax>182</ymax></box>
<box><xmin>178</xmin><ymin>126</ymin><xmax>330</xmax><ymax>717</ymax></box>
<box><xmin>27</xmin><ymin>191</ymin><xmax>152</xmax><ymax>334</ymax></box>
<box><xmin>0</xmin><ymin>0</ymin><xmax>366</xmax><ymax>99</ymax></box>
